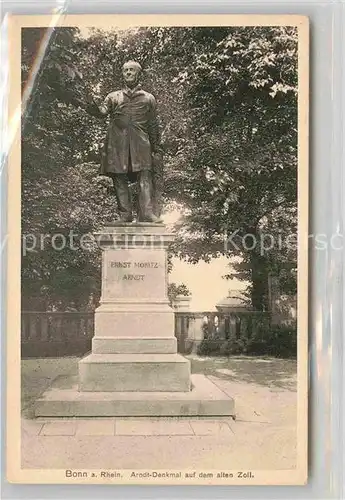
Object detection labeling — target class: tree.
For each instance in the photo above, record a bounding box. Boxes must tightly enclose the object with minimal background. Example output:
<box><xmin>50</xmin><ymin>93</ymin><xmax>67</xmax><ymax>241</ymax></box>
<box><xmin>167</xmin><ymin>283</ymin><xmax>191</xmax><ymax>307</ymax></box>
<box><xmin>21</xmin><ymin>162</ymin><xmax>117</xmax><ymax>309</ymax></box>
<box><xmin>21</xmin><ymin>27</ymin><xmax>117</xmax><ymax>309</ymax></box>
<box><xmin>152</xmin><ymin>26</ymin><xmax>298</xmax><ymax>310</ymax></box>
<box><xmin>21</xmin><ymin>26</ymin><xmax>298</xmax><ymax>311</ymax></box>
<box><xmin>21</xmin><ymin>26</ymin><xmax>187</xmax><ymax>309</ymax></box>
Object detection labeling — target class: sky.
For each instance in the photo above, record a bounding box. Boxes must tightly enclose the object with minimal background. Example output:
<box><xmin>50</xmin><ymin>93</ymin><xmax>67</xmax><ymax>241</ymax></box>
<box><xmin>163</xmin><ymin>210</ymin><xmax>248</xmax><ymax>312</ymax></box>
<box><xmin>169</xmin><ymin>255</ymin><xmax>247</xmax><ymax>312</ymax></box>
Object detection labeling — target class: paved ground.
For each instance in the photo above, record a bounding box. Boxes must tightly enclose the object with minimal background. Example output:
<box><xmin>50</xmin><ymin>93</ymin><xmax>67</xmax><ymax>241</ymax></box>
<box><xmin>21</xmin><ymin>355</ymin><xmax>297</xmax><ymax>470</ymax></box>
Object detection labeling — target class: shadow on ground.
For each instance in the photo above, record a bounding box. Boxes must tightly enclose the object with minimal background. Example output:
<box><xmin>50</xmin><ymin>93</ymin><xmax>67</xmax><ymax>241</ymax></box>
<box><xmin>21</xmin><ymin>357</ymin><xmax>78</xmax><ymax>418</ymax></box>
<box><xmin>21</xmin><ymin>354</ymin><xmax>297</xmax><ymax>418</ymax></box>
<box><xmin>188</xmin><ymin>355</ymin><xmax>297</xmax><ymax>391</ymax></box>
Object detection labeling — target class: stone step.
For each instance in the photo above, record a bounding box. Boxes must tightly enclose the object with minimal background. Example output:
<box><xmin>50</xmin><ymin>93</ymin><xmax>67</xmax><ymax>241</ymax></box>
<box><xmin>92</xmin><ymin>337</ymin><xmax>177</xmax><ymax>354</ymax></box>
<box><xmin>78</xmin><ymin>353</ymin><xmax>191</xmax><ymax>392</ymax></box>
<box><xmin>35</xmin><ymin>374</ymin><xmax>235</xmax><ymax>417</ymax></box>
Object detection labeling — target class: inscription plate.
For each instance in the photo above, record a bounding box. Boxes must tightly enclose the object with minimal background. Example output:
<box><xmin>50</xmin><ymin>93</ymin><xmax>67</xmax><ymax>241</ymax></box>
<box><xmin>103</xmin><ymin>249</ymin><xmax>166</xmax><ymax>299</ymax></box>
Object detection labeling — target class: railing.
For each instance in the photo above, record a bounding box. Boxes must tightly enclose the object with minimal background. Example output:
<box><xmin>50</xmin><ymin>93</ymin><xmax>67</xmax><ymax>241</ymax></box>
<box><xmin>21</xmin><ymin>312</ymin><xmax>94</xmax><ymax>357</ymax></box>
<box><xmin>174</xmin><ymin>311</ymin><xmax>271</xmax><ymax>353</ymax></box>
<box><xmin>21</xmin><ymin>310</ymin><xmax>271</xmax><ymax>357</ymax></box>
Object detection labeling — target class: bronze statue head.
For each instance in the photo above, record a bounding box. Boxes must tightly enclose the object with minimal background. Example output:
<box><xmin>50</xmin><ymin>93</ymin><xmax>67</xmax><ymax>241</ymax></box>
<box><xmin>122</xmin><ymin>60</ymin><xmax>142</xmax><ymax>88</ymax></box>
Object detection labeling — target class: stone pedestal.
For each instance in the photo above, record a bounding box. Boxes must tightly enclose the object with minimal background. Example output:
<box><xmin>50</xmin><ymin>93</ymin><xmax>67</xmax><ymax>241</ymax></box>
<box><xmin>35</xmin><ymin>224</ymin><xmax>235</xmax><ymax>417</ymax></box>
<box><xmin>79</xmin><ymin>224</ymin><xmax>190</xmax><ymax>392</ymax></box>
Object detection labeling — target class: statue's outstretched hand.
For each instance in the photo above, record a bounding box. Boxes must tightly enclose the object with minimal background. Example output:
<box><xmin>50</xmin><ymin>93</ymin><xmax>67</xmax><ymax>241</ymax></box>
<box><xmin>84</xmin><ymin>95</ymin><xmax>104</xmax><ymax>117</ymax></box>
<box><xmin>91</xmin><ymin>96</ymin><xmax>103</xmax><ymax>107</ymax></box>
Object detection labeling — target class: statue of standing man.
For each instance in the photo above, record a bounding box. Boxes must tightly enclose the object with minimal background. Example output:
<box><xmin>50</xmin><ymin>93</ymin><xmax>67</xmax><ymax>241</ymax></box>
<box><xmin>93</xmin><ymin>61</ymin><xmax>163</xmax><ymax>223</ymax></box>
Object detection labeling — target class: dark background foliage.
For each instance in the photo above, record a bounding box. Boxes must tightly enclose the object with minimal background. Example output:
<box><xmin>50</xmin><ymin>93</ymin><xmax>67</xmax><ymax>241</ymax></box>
<box><xmin>21</xmin><ymin>26</ymin><xmax>297</xmax><ymax>311</ymax></box>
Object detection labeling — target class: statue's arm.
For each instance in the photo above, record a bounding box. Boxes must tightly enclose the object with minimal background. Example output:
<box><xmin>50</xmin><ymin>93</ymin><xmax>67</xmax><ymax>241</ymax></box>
<box><xmin>85</xmin><ymin>93</ymin><xmax>112</xmax><ymax>118</ymax></box>
<box><xmin>148</xmin><ymin>95</ymin><xmax>163</xmax><ymax>155</ymax></box>
<box><xmin>98</xmin><ymin>94</ymin><xmax>111</xmax><ymax>116</ymax></box>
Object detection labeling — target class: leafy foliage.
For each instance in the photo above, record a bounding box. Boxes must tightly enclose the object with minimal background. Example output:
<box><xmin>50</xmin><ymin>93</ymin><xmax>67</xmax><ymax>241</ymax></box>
<box><xmin>197</xmin><ymin>324</ymin><xmax>297</xmax><ymax>358</ymax></box>
<box><xmin>167</xmin><ymin>282</ymin><xmax>191</xmax><ymax>306</ymax></box>
<box><xmin>21</xmin><ymin>25</ymin><xmax>298</xmax><ymax>311</ymax></box>
<box><xmin>155</xmin><ymin>26</ymin><xmax>298</xmax><ymax>310</ymax></box>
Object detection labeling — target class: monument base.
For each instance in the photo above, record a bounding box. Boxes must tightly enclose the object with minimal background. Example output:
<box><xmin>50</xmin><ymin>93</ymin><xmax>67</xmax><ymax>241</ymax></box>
<box><xmin>34</xmin><ymin>374</ymin><xmax>235</xmax><ymax>418</ymax></box>
<box><xmin>78</xmin><ymin>353</ymin><xmax>191</xmax><ymax>392</ymax></box>
<box><xmin>33</xmin><ymin>224</ymin><xmax>235</xmax><ymax>419</ymax></box>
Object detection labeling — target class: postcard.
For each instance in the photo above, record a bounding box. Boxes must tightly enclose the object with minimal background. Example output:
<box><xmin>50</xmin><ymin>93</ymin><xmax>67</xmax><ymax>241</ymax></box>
<box><xmin>6</xmin><ymin>13</ymin><xmax>308</xmax><ymax>485</ymax></box>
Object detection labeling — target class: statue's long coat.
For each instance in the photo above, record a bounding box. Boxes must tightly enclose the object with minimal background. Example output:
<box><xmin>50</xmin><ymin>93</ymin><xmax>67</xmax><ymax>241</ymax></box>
<box><xmin>99</xmin><ymin>85</ymin><xmax>161</xmax><ymax>176</ymax></box>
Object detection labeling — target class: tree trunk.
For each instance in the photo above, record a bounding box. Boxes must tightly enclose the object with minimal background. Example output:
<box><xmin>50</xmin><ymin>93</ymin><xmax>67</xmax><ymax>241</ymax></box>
<box><xmin>245</xmin><ymin>226</ymin><xmax>269</xmax><ymax>311</ymax></box>
<box><xmin>250</xmin><ymin>256</ymin><xmax>269</xmax><ymax>311</ymax></box>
